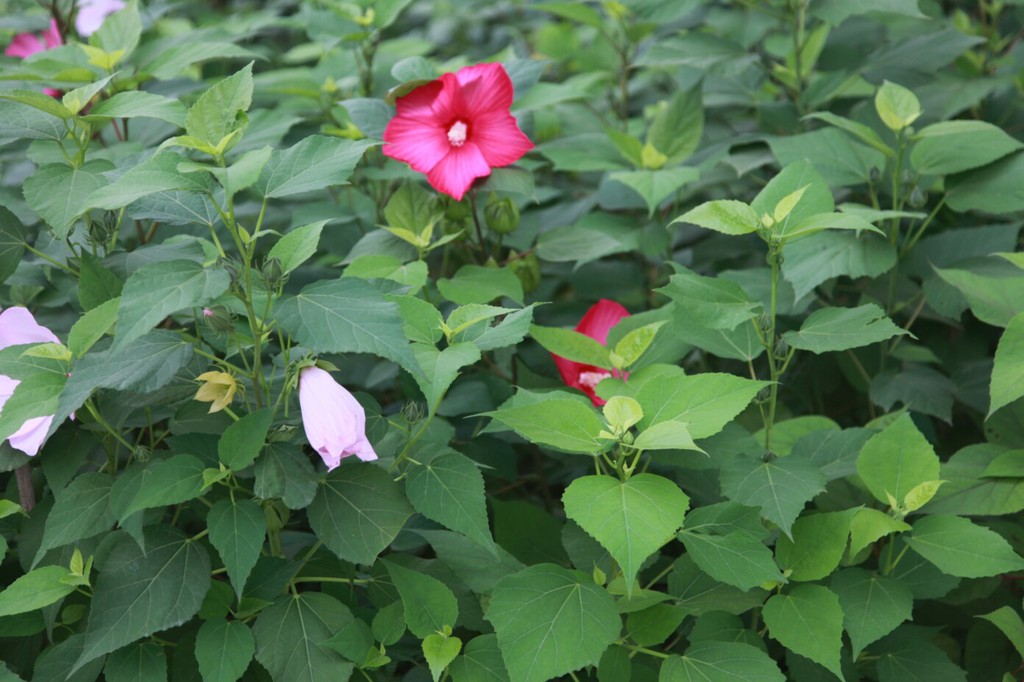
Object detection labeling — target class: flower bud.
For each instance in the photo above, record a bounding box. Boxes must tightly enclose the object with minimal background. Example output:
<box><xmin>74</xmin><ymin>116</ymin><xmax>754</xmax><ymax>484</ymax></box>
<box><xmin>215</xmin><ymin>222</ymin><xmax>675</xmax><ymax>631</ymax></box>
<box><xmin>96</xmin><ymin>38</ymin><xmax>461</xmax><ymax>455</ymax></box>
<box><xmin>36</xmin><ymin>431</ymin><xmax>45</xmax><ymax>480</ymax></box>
<box><xmin>484</xmin><ymin>193</ymin><xmax>520</xmax><ymax>234</ymax></box>
<box><xmin>869</xmin><ymin>166</ymin><xmax>882</xmax><ymax>183</ymax></box>
<box><xmin>203</xmin><ymin>306</ymin><xmax>235</xmax><ymax>334</ymax></box>
<box><xmin>909</xmin><ymin>187</ymin><xmax>926</xmax><ymax>208</ymax></box>
<box><xmin>298</xmin><ymin>366</ymin><xmax>378</xmax><ymax>470</ymax></box>
<box><xmin>262</xmin><ymin>257</ymin><xmax>284</xmax><ymax>289</ymax></box>
<box><xmin>509</xmin><ymin>252</ymin><xmax>541</xmax><ymax>293</ymax></box>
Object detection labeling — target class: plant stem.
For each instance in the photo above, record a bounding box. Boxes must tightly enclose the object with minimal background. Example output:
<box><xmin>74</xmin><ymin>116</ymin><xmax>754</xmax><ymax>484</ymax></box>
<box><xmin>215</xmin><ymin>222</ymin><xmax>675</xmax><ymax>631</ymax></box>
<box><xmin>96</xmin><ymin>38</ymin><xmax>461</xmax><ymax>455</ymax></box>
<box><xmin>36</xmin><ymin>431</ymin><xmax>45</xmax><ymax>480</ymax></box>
<box><xmin>15</xmin><ymin>465</ymin><xmax>35</xmax><ymax>511</ymax></box>
<box><xmin>762</xmin><ymin>243</ymin><xmax>782</xmax><ymax>455</ymax></box>
<box><xmin>468</xmin><ymin>190</ymin><xmax>489</xmax><ymax>261</ymax></box>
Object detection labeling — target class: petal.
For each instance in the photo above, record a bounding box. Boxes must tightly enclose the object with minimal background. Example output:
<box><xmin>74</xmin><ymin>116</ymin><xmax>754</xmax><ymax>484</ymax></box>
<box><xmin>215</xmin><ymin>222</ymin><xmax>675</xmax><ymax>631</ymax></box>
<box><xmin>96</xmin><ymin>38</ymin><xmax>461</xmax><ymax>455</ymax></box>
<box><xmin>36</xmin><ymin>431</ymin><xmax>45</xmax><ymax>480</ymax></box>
<box><xmin>576</xmin><ymin>299</ymin><xmax>630</xmax><ymax>345</ymax></box>
<box><xmin>74</xmin><ymin>1</ymin><xmax>123</xmax><ymax>37</ymax></box>
<box><xmin>393</xmin><ymin>78</ymin><xmax>456</xmax><ymax>126</ymax></box>
<box><xmin>471</xmin><ymin>110</ymin><xmax>533</xmax><ymax>168</ymax></box>
<box><xmin>348</xmin><ymin>435</ymin><xmax>379</xmax><ymax>462</ymax></box>
<box><xmin>0</xmin><ymin>307</ymin><xmax>59</xmax><ymax>349</ymax></box>
<box><xmin>43</xmin><ymin>18</ymin><xmax>63</xmax><ymax>47</ymax></box>
<box><xmin>8</xmin><ymin>415</ymin><xmax>53</xmax><ymax>457</ymax></box>
<box><xmin>382</xmin><ymin>115</ymin><xmax>450</xmax><ymax>173</ymax></box>
<box><xmin>5</xmin><ymin>33</ymin><xmax>45</xmax><ymax>58</ymax></box>
<box><xmin>426</xmin><ymin>142</ymin><xmax>491</xmax><ymax>201</ymax></box>
<box><xmin>454</xmin><ymin>63</ymin><xmax>514</xmax><ymax>118</ymax></box>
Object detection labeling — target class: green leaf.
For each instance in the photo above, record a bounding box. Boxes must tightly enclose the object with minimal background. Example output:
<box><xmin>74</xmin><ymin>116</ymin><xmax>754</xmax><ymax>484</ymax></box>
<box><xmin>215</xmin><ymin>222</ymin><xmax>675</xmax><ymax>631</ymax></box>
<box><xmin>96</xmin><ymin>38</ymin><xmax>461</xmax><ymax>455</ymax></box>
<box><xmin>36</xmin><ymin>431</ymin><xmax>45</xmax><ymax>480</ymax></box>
<box><xmin>873</xmin><ymin>626</ymin><xmax>968</xmax><ymax>682</ymax></box>
<box><xmin>104</xmin><ymin>642</ymin><xmax>165</xmax><ymax>682</ymax></box>
<box><xmin>0</xmin><ymin>206</ymin><xmax>26</xmax><ymax>286</ymax></box>
<box><xmin>118</xmin><ymin>454</ymin><xmax>205</xmax><ymax>520</ymax></box>
<box><xmin>88</xmin><ymin>152</ymin><xmax>213</xmax><ymax>211</ymax></box>
<box><xmin>423</xmin><ymin>634</ymin><xmax>462</xmax><ymax>682</ymax></box>
<box><xmin>673</xmin><ymin>200</ymin><xmax>758</xmax><ymax>235</ymax></box>
<box><xmin>848</xmin><ymin>508</ymin><xmax>910</xmax><ymax>558</ymax></box>
<box><xmin>946</xmin><ymin>151</ymin><xmax>1024</xmax><ymax>214</ymax></box>
<box><xmin>412</xmin><ymin>342</ymin><xmax>481</xmax><ymax>409</ymax></box>
<box><xmin>405</xmin><ymin>451</ymin><xmax>495</xmax><ymax>553</ymax></box>
<box><xmin>67</xmin><ymin>297</ymin><xmax>118</xmax><ymax>358</ymax></box>
<box><xmin>762</xmin><ymin>584</ymin><xmax>844</xmax><ymax>680</ymax></box>
<box><xmin>874</xmin><ymin>80</ymin><xmax>921</xmax><ymax>131</ymax></box>
<box><xmin>485</xmin><ymin>398</ymin><xmax>604</xmax><ymax>454</ymax></box>
<box><xmin>751</xmin><ymin>160</ymin><xmax>834</xmax><ymax>236</ymax></box>
<box><xmin>775</xmin><ymin>511</ymin><xmax>852</xmax><ymax>581</ymax></box>
<box><xmin>23</xmin><ymin>161</ymin><xmax>113</xmax><ymax>239</ymax></box>
<box><xmin>74</xmin><ymin>526</ymin><xmax>210</xmax><ymax>672</ymax></box>
<box><xmin>449</xmin><ymin>635</ymin><xmax>510</xmax><ymax>682</ymax></box>
<box><xmin>783</xmin><ymin>303</ymin><xmax>905</xmax><ymax>353</ymax></box>
<box><xmin>677</xmin><ymin>530</ymin><xmax>782</xmax><ymax>591</ymax></box>
<box><xmin>474</xmin><ymin>304</ymin><xmax>537</xmax><ymax>352</ymax></box>
<box><xmin>935</xmin><ymin>262</ymin><xmax>1024</xmax><ymax>327</ymax></box>
<box><xmin>275</xmin><ymin>278</ymin><xmax>417</xmax><ymax>375</ymax></box>
<box><xmin>0</xmin><ymin>565</ymin><xmax>76</xmax><ymax>617</ymax></box>
<box><xmin>563</xmin><ymin>474</ymin><xmax>689</xmax><ymax>594</ymax></box>
<box><xmin>906</xmin><ymin>515</ymin><xmax>1024</xmax><ymax>578</ymax></box>
<box><xmin>77</xmin><ymin>252</ymin><xmax>124</xmax><ymax>310</ymax></box>
<box><xmin>609</xmin><ymin>167</ymin><xmax>700</xmax><ymax>216</ymax></box>
<box><xmin>218</xmin><ymin>408</ymin><xmax>273</xmax><ymax>470</ymax></box>
<box><xmin>631</xmin><ymin>366</ymin><xmax>768</xmax><ymax>439</ymax></box>
<box><xmin>856</xmin><ymin>414</ymin><xmax>940</xmax><ymax>507</ymax></box>
<box><xmin>384</xmin><ymin>560</ymin><xmax>459</xmax><ymax>637</ymax></box>
<box><xmin>778</xmin><ymin>211</ymin><xmax>882</xmax><ymax>242</ymax></box>
<box><xmin>113</xmin><ymin>259</ymin><xmax>230</xmax><ymax>350</ymax></box>
<box><xmin>307</xmin><ymin>462</ymin><xmax>413</xmax><ymax>565</ymax></box>
<box><xmin>253</xmin><ymin>442</ymin><xmax>319</xmax><ymax>510</ymax></box>
<box><xmin>252</xmin><ymin>593</ymin><xmax>355</xmax><ymax>682</ymax></box>
<box><xmin>486</xmin><ymin>564</ymin><xmax>620</xmax><ymax>682</ymax></box>
<box><xmin>61</xmin><ymin>75</ymin><xmax>115</xmax><ymax>117</ymax></box>
<box><xmin>267</xmin><ymin>221</ymin><xmax>325</xmax><ymax>275</ymax></box>
<box><xmin>90</xmin><ymin>0</ymin><xmax>141</xmax><ymax>59</ymax></box>
<box><xmin>613</xmin><ymin>321</ymin><xmax>666</xmax><ymax>369</ymax></box>
<box><xmin>254</xmin><ymin>136</ymin><xmax>374</xmax><ymax>198</ymax></box>
<box><xmin>83</xmin><ymin>91</ymin><xmax>187</xmax><ymax>127</ymax></box>
<box><xmin>769</xmin><ymin>127</ymin><xmax>887</xmax><ymax>187</ymax></box>
<box><xmin>647</xmin><ymin>84</ymin><xmax>703</xmax><ymax>164</ymax></box>
<box><xmin>831</xmin><ymin>569</ymin><xmax>913</xmax><ymax>658</ymax></box>
<box><xmin>719</xmin><ymin>455</ymin><xmax>827</xmax><ymax>538</ymax></box>
<box><xmin>632</xmin><ymin>420</ymin><xmax>702</xmax><ymax>452</ymax></box>
<box><xmin>0</xmin><ymin>90</ymin><xmax>72</xmax><ymax>120</ymax></box>
<box><xmin>437</xmin><ymin>265</ymin><xmax>524</xmax><ymax>305</ymax></box>
<box><xmin>208</xmin><ymin>499</ymin><xmax>266</xmax><ymax>600</ymax></box>
<box><xmin>534</xmin><ymin>2</ymin><xmax>604</xmax><ymax>27</ymax></box>
<box><xmin>911</xmin><ymin>120</ymin><xmax>1023</xmax><ymax>175</ymax></box>
<box><xmin>782</xmin><ymin>231</ymin><xmax>896</xmax><ymax>300</ymax></box>
<box><xmin>34</xmin><ymin>473</ymin><xmax>114</xmax><ymax>566</ymax></box>
<box><xmin>660</xmin><ymin>642</ymin><xmax>785</xmax><ymax>681</ymax></box>
<box><xmin>195</xmin><ymin>619</ymin><xmax>255</xmax><ymax>682</ymax></box>
<box><xmin>656</xmin><ymin>269</ymin><xmax>761</xmax><ymax>331</ymax></box>
<box><xmin>978</xmin><ymin>606</ymin><xmax>1024</xmax><ymax>662</ymax></box>
<box><xmin>529</xmin><ymin>325</ymin><xmax>613</xmax><ymax>369</ymax></box>
<box><xmin>185</xmin><ymin>63</ymin><xmax>253</xmax><ymax>148</ymax></box>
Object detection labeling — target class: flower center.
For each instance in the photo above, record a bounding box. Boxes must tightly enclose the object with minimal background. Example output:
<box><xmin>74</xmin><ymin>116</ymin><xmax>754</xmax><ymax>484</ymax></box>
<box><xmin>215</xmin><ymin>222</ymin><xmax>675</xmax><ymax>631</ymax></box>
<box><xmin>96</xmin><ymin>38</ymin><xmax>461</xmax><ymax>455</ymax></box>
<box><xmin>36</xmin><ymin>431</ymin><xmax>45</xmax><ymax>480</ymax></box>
<box><xmin>447</xmin><ymin>120</ymin><xmax>468</xmax><ymax>147</ymax></box>
<box><xmin>578</xmin><ymin>371</ymin><xmax>611</xmax><ymax>390</ymax></box>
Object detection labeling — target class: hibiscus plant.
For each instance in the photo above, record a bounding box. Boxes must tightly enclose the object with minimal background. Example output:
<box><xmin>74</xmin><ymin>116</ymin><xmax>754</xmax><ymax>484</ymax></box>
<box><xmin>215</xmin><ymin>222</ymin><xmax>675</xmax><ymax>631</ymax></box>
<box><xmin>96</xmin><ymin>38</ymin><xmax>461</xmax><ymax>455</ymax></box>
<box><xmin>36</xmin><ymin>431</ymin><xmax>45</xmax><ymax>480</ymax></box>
<box><xmin>1</xmin><ymin>1</ymin><xmax>1024</xmax><ymax>681</ymax></box>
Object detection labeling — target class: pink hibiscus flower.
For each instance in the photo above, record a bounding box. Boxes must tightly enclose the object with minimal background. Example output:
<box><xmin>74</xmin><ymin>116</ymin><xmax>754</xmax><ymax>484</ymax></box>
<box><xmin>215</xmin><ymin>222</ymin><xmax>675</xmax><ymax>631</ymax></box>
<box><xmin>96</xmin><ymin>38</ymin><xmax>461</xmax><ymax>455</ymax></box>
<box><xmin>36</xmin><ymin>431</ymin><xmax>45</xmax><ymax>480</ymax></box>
<box><xmin>75</xmin><ymin>0</ymin><xmax>126</xmax><ymax>37</ymax></box>
<box><xmin>5</xmin><ymin>19</ymin><xmax>63</xmax><ymax>98</ymax></box>
<box><xmin>0</xmin><ymin>307</ymin><xmax>62</xmax><ymax>456</ymax></box>
<box><xmin>298</xmin><ymin>366</ymin><xmax>378</xmax><ymax>471</ymax></box>
<box><xmin>382</xmin><ymin>62</ymin><xmax>534</xmax><ymax>201</ymax></box>
<box><xmin>551</xmin><ymin>299</ymin><xmax>631</xmax><ymax>406</ymax></box>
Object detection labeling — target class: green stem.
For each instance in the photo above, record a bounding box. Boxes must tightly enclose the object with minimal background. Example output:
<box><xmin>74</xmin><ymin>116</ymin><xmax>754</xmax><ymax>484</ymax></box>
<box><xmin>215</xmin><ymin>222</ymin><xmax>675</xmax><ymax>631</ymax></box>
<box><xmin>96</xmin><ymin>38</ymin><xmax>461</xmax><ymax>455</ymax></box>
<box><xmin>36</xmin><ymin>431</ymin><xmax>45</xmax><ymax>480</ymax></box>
<box><xmin>791</xmin><ymin>0</ymin><xmax>807</xmax><ymax>115</ymax></box>
<box><xmin>23</xmin><ymin>242</ymin><xmax>77</xmax><ymax>276</ymax></box>
<box><xmin>900</xmin><ymin>195</ymin><xmax>945</xmax><ymax>258</ymax></box>
<box><xmin>763</xmin><ymin>243</ymin><xmax>782</xmax><ymax>455</ymax></box>
<box><xmin>85</xmin><ymin>400</ymin><xmax>134</xmax><ymax>457</ymax></box>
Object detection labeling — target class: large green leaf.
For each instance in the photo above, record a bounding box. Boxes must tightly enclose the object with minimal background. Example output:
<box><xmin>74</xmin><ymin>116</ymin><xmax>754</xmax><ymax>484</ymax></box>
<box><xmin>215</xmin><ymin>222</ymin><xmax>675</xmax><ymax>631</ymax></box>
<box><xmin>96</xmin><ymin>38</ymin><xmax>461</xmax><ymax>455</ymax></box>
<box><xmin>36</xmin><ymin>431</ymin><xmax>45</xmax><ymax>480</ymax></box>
<box><xmin>830</xmin><ymin>568</ymin><xmax>912</xmax><ymax>658</ymax></box>
<box><xmin>86</xmin><ymin>152</ymin><xmax>213</xmax><ymax>210</ymax></box>
<box><xmin>991</xmin><ymin>313</ymin><xmax>1024</xmax><ymax>416</ymax></box>
<box><xmin>719</xmin><ymin>455</ymin><xmax>827</xmax><ymax>538</ymax></box>
<box><xmin>485</xmin><ymin>399</ymin><xmax>604</xmax><ymax>454</ymax></box>
<box><xmin>872</xmin><ymin>626</ymin><xmax>968</xmax><ymax>682</ymax></box>
<box><xmin>195</xmin><ymin>619</ymin><xmax>254</xmax><ymax>682</ymax></box>
<box><xmin>275</xmin><ymin>278</ymin><xmax>417</xmax><ymax>374</ymax></box>
<box><xmin>677</xmin><ymin>529</ymin><xmax>782</xmax><ymax>591</ymax></box>
<box><xmin>33</xmin><ymin>472</ymin><xmax>114</xmax><ymax>566</ymax></box>
<box><xmin>486</xmin><ymin>564</ymin><xmax>620</xmax><ymax>682</ymax></box>
<box><xmin>23</xmin><ymin>161</ymin><xmax>113</xmax><ymax>239</ymax></box>
<box><xmin>307</xmin><ymin>462</ymin><xmax>413</xmax><ymax>565</ymax></box>
<box><xmin>750</xmin><ymin>160</ymin><xmax>834</xmax><ymax>236</ymax></box>
<box><xmin>252</xmin><ymin>593</ymin><xmax>355</xmax><ymax>682</ymax></box>
<box><xmin>84</xmin><ymin>91</ymin><xmax>187</xmax><ymax>126</ymax></box>
<box><xmin>656</xmin><ymin>269</ymin><xmax>761</xmax><ymax>331</ymax></box>
<box><xmin>782</xmin><ymin>231</ymin><xmax>896</xmax><ymax>300</ymax></box>
<box><xmin>673</xmin><ymin>200</ymin><xmax>758</xmax><ymax>235</ymax></box>
<box><xmin>118</xmin><ymin>454</ymin><xmax>205</xmax><ymax>520</ymax></box>
<box><xmin>856</xmin><ymin>414</ymin><xmax>940</xmax><ymax>507</ymax></box>
<box><xmin>783</xmin><ymin>304</ymin><xmax>905</xmax><ymax>353</ymax></box>
<box><xmin>528</xmin><ymin>325</ymin><xmax>613</xmax><ymax>369</ymax></box>
<box><xmin>405</xmin><ymin>451</ymin><xmax>495</xmax><ymax>553</ymax></box>
<box><xmin>254</xmin><ymin>136</ymin><xmax>374</xmax><ymax>198</ymax></box>
<box><xmin>946</xmin><ymin>151</ymin><xmax>1024</xmax><ymax>214</ymax></box>
<box><xmin>449</xmin><ymin>634</ymin><xmax>510</xmax><ymax>682</ymax></box>
<box><xmin>74</xmin><ymin>526</ymin><xmax>210</xmax><ymax>671</ymax></box>
<box><xmin>906</xmin><ymin>515</ymin><xmax>1024</xmax><ymax>578</ymax></box>
<box><xmin>208</xmin><ymin>499</ymin><xmax>266</xmax><ymax>599</ymax></box>
<box><xmin>935</xmin><ymin>261</ymin><xmax>1024</xmax><ymax>327</ymax></box>
<box><xmin>0</xmin><ymin>206</ymin><xmax>26</xmax><ymax>286</ymax></box>
<box><xmin>562</xmin><ymin>474</ymin><xmax>689</xmax><ymax>593</ymax></box>
<box><xmin>660</xmin><ymin>642</ymin><xmax>785</xmax><ymax>681</ymax></box>
<box><xmin>437</xmin><ymin>265</ymin><xmax>524</xmax><ymax>306</ymax></box>
<box><xmin>113</xmin><ymin>259</ymin><xmax>230</xmax><ymax>350</ymax></box>
<box><xmin>762</xmin><ymin>584</ymin><xmax>844</xmax><ymax>680</ymax></box>
<box><xmin>104</xmin><ymin>642</ymin><xmax>166</xmax><ymax>682</ymax></box>
<box><xmin>218</xmin><ymin>408</ymin><xmax>273</xmax><ymax>470</ymax></box>
<box><xmin>384</xmin><ymin>560</ymin><xmax>459</xmax><ymax>637</ymax></box>
<box><xmin>184</xmin><ymin>62</ymin><xmax>253</xmax><ymax>147</ymax></box>
<box><xmin>0</xmin><ymin>565</ymin><xmax>76</xmax><ymax>617</ymax></box>
<box><xmin>769</xmin><ymin>127</ymin><xmax>886</xmax><ymax>187</ymax></box>
<box><xmin>266</xmin><ymin>221</ymin><xmax>325</xmax><ymax>276</ymax></box>
<box><xmin>774</xmin><ymin>511</ymin><xmax>852</xmax><ymax>582</ymax></box>
<box><xmin>910</xmin><ymin>120</ymin><xmax>1023</xmax><ymax>176</ymax></box>
<box><xmin>608</xmin><ymin>167</ymin><xmax>700</xmax><ymax>216</ymax></box>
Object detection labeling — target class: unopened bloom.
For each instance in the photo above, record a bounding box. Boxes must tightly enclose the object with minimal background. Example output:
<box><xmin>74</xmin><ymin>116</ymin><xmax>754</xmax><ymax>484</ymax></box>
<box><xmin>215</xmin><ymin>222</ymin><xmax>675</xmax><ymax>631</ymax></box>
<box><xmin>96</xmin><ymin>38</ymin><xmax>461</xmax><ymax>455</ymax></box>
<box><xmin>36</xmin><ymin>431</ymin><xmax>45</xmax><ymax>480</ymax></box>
<box><xmin>382</xmin><ymin>62</ymin><xmax>533</xmax><ymax>201</ymax></box>
<box><xmin>194</xmin><ymin>371</ymin><xmax>237</xmax><ymax>413</ymax></box>
<box><xmin>0</xmin><ymin>307</ymin><xmax>61</xmax><ymax>456</ymax></box>
<box><xmin>5</xmin><ymin>20</ymin><xmax>62</xmax><ymax>97</ymax></box>
<box><xmin>551</xmin><ymin>299</ymin><xmax>630</xmax><ymax>407</ymax></box>
<box><xmin>298</xmin><ymin>366</ymin><xmax>377</xmax><ymax>470</ymax></box>
<box><xmin>75</xmin><ymin>0</ymin><xmax>126</xmax><ymax>37</ymax></box>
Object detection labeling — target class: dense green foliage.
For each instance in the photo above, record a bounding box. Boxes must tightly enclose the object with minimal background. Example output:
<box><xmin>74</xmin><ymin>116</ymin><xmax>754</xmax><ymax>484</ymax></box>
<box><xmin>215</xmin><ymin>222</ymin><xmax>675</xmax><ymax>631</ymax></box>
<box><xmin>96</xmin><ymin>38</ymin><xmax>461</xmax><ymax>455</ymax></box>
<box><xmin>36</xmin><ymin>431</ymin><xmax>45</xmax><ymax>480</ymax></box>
<box><xmin>2</xmin><ymin>0</ymin><xmax>1024</xmax><ymax>680</ymax></box>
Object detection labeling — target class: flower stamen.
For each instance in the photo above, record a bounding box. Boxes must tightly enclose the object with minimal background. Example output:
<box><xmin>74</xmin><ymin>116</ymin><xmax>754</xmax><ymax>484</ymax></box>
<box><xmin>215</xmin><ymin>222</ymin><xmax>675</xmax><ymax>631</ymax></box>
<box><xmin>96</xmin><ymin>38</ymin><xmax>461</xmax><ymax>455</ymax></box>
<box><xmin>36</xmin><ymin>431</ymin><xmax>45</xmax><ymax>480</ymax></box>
<box><xmin>447</xmin><ymin>120</ymin><xmax>468</xmax><ymax>147</ymax></box>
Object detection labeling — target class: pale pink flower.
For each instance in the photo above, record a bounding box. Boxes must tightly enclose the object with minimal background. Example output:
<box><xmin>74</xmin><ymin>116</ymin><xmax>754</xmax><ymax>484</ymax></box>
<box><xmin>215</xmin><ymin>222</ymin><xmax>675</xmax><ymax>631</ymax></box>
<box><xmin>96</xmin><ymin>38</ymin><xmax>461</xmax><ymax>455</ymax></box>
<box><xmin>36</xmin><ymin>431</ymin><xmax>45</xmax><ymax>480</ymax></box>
<box><xmin>5</xmin><ymin>20</ymin><xmax>63</xmax><ymax>97</ymax></box>
<box><xmin>382</xmin><ymin>62</ymin><xmax>533</xmax><ymax>201</ymax></box>
<box><xmin>75</xmin><ymin>0</ymin><xmax>126</xmax><ymax>37</ymax></box>
<box><xmin>0</xmin><ymin>307</ymin><xmax>61</xmax><ymax>456</ymax></box>
<box><xmin>298</xmin><ymin>366</ymin><xmax>377</xmax><ymax>470</ymax></box>
<box><xmin>551</xmin><ymin>299</ymin><xmax>630</xmax><ymax>407</ymax></box>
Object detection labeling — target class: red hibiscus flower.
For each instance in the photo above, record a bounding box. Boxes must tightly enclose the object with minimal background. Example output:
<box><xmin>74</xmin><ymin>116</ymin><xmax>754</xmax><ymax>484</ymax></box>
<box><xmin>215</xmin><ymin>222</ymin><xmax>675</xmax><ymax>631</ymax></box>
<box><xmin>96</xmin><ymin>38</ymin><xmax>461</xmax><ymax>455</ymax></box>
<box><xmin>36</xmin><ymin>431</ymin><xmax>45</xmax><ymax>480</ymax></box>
<box><xmin>5</xmin><ymin>20</ymin><xmax>63</xmax><ymax>98</ymax></box>
<box><xmin>552</xmin><ymin>299</ymin><xmax>630</xmax><ymax>406</ymax></box>
<box><xmin>382</xmin><ymin>62</ymin><xmax>534</xmax><ymax>201</ymax></box>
